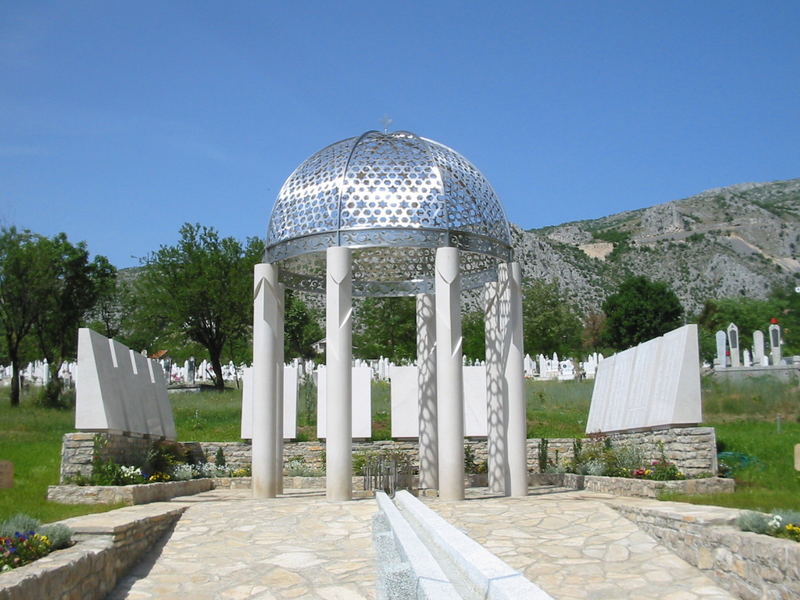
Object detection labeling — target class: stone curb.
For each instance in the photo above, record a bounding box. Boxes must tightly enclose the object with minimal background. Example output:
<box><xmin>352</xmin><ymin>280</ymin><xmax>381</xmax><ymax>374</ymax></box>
<box><xmin>374</xmin><ymin>492</ymin><xmax>460</xmax><ymax>599</ymax></box>
<box><xmin>0</xmin><ymin>502</ymin><xmax>187</xmax><ymax>600</ymax></box>
<box><xmin>393</xmin><ymin>490</ymin><xmax>553</xmax><ymax>600</ymax></box>
<box><xmin>47</xmin><ymin>478</ymin><xmax>213</xmax><ymax>505</ymax></box>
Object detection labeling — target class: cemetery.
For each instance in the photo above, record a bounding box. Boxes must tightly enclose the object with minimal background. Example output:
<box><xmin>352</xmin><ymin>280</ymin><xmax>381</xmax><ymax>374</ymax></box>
<box><xmin>2</xmin><ymin>130</ymin><xmax>799</xmax><ymax>599</ymax></box>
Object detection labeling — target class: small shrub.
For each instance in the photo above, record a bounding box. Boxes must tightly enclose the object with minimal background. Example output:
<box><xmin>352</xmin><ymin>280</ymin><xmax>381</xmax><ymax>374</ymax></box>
<box><xmin>38</xmin><ymin>524</ymin><xmax>72</xmax><ymax>550</ymax></box>
<box><xmin>537</xmin><ymin>439</ymin><xmax>549</xmax><ymax>473</ymax></box>
<box><xmin>214</xmin><ymin>447</ymin><xmax>226</xmax><ymax>467</ymax></box>
<box><xmin>0</xmin><ymin>515</ymin><xmax>39</xmax><ymax>537</ymax></box>
<box><xmin>171</xmin><ymin>464</ymin><xmax>194</xmax><ymax>481</ymax></box>
<box><xmin>464</xmin><ymin>445</ymin><xmax>481</xmax><ymax>474</ymax></box>
<box><xmin>147</xmin><ymin>441</ymin><xmax>188</xmax><ymax>474</ymax></box>
<box><xmin>286</xmin><ymin>458</ymin><xmax>323</xmax><ymax>477</ymax></box>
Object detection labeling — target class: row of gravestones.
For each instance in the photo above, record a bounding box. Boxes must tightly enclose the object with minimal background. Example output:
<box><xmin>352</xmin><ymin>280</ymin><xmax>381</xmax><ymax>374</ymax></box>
<box><xmin>715</xmin><ymin>323</ymin><xmax>784</xmax><ymax>369</ymax></box>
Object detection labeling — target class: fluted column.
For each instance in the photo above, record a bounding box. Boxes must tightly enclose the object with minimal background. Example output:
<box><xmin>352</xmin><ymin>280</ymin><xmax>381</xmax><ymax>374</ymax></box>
<box><xmin>416</xmin><ymin>293</ymin><xmax>438</xmax><ymax>490</ymax></box>
<box><xmin>326</xmin><ymin>247</ymin><xmax>353</xmax><ymax>501</ymax></box>
<box><xmin>252</xmin><ymin>263</ymin><xmax>279</xmax><ymax>498</ymax></box>
<box><xmin>435</xmin><ymin>247</ymin><xmax>464</xmax><ymax>501</ymax></box>
<box><xmin>275</xmin><ymin>283</ymin><xmax>285</xmax><ymax>495</ymax></box>
<box><xmin>500</xmin><ymin>262</ymin><xmax>528</xmax><ymax>496</ymax></box>
<box><xmin>485</xmin><ymin>280</ymin><xmax>508</xmax><ymax>494</ymax></box>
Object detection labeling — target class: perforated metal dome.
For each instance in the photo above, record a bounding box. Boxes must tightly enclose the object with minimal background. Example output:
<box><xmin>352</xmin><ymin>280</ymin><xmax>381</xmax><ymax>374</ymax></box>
<box><xmin>266</xmin><ymin>130</ymin><xmax>511</xmax><ymax>296</ymax></box>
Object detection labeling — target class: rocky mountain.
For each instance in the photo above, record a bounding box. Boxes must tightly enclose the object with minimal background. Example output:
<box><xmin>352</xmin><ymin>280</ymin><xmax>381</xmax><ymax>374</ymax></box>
<box><xmin>513</xmin><ymin>178</ymin><xmax>800</xmax><ymax>315</ymax></box>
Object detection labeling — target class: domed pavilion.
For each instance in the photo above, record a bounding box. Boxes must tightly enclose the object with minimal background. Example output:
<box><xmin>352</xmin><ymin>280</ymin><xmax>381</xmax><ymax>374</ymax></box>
<box><xmin>252</xmin><ymin>130</ymin><xmax>527</xmax><ymax>501</ymax></box>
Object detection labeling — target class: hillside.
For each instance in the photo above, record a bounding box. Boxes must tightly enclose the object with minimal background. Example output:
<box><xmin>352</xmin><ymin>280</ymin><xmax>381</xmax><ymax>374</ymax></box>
<box><xmin>515</xmin><ymin>178</ymin><xmax>800</xmax><ymax>314</ymax></box>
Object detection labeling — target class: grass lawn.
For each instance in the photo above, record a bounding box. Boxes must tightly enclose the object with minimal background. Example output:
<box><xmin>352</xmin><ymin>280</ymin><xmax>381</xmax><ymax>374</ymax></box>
<box><xmin>0</xmin><ymin>388</ymin><xmax>125</xmax><ymax>523</ymax></box>
<box><xmin>1</xmin><ymin>374</ymin><xmax>798</xmax><ymax>522</ymax></box>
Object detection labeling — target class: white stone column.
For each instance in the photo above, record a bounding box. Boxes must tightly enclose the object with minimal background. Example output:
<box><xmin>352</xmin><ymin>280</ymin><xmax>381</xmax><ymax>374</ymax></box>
<box><xmin>252</xmin><ymin>263</ymin><xmax>279</xmax><ymax>498</ymax></box>
<box><xmin>416</xmin><ymin>293</ymin><xmax>438</xmax><ymax>490</ymax></box>
<box><xmin>500</xmin><ymin>262</ymin><xmax>528</xmax><ymax>497</ymax></box>
<box><xmin>326</xmin><ymin>247</ymin><xmax>353</xmax><ymax>501</ymax></box>
<box><xmin>435</xmin><ymin>247</ymin><xmax>464</xmax><ymax>501</ymax></box>
<box><xmin>275</xmin><ymin>283</ymin><xmax>285</xmax><ymax>495</ymax></box>
<box><xmin>484</xmin><ymin>280</ymin><xmax>507</xmax><ymax>494</ymax></box>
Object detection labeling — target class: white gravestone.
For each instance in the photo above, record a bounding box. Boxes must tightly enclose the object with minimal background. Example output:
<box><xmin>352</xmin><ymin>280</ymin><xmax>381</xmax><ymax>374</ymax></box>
<box><xmin>390</xmin><ymin>365</ymin><xmax>419</xmax><ymax>438</ymax></box>
<box><xmin>317</xmin><ymin>366</ymin><xmax>372</xmax><ymax>439</ymax></box>
<box><xmin>463</xmin><ymin>365</ymin><xmax>488</xmax><ymax>437</ymax></box>
<box><xmin>743</xmin><ymin>348</ymin><xmax>752</xmax><ymax>368</ymax></box>
<box><xmin>752</xmin><ymin>330</ymin><xmax>765</xmax><ymax>365</ymax></box>
<box><xmin>76</xmin><ymin>328</ymin><xmax>176</xmax><ymax>439</ymax></box>
<box><xmin>586</xmin><ymin>324</ymin><xmax>702</xmax><ymax>434</ymax></box>
<box><xmin>389</xmin><ymin>366</ymin><xmax>490</xmax><ymax>438</ymax></box>
<box><xmin>715</xmin><ymin>330</ymin><xmax>727</xmax><ymax>368</ymax></box>
<box><xmin>727</xmin><ymin>323</ymin><xmax>740</xmax><ymax>368</ymax></box>
<box><xmin>240</xmin><ymin>366</ymin><xmax>298</xmax><ymax>439</ymax></box>
<box><xmin>769</xmin><ymin>323</ymin><xmax>782</xmax><ymax>365</ymax></box>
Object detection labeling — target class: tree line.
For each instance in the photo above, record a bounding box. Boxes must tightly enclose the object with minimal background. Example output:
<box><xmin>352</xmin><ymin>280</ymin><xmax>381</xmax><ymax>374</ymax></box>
<box><xmin>1</xmin><ymin>223</ymin><xmax>796</xmax><ymax>407</ymax></box>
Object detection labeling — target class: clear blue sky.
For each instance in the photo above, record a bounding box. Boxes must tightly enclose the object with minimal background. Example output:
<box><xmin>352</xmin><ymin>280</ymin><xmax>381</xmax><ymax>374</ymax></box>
<box><xmin>2</xmin><ymin>1</ymin><xmax>798</xmax><ymax>268</ymax></box>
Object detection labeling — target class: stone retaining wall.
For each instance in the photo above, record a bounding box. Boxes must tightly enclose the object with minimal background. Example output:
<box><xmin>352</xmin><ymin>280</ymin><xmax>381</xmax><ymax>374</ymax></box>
<box><xmin>47</xmin><ymin>479</ymin><xmax>213</xmax><ymax>505</ymax></box>
<box><xmin>559</xmin><ymin>473</ymin><xmax>734</xmax><ymax>499</ymax></box>
<box><xmin>0</xmin><ymin>503</ymin><xmax>185</xmax><ymax>600</ymax></box>
<box><xmin>59</xmin><ymin>426</ymin><xmax>719</xmax><ymax>483</ymax></box>
<box><xmin>613</xmin><ymin>502</ymin><xmax>800</xmax><ymax>600</ymax></box>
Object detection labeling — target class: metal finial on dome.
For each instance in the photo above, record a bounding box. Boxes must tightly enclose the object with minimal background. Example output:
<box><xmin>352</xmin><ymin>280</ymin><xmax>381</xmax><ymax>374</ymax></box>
<box><xmin>266</xmin><ymin>130</ymin><xmax>511</xmax><ymax>296</ymax></box>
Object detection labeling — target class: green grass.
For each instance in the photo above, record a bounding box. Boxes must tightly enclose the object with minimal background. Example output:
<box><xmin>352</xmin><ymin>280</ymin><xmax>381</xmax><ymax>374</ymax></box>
<box><xmin>526</xmin><ymin>379</ymin><xmax>593</xmax><ymax>437</ymax></box>
<box><xmin>0</xmin><ymin>388</ymin><xmax>125</xmax><ymax>523</ymax></box>
<box><xmin>171</xmin><ymin>387</ymin><xmax>244</xmax><ymax>441</ymax></box>
<box><xmin>1</xmin><ymin>375</ymin><xmax>799</xmax><ymax>521</ymax></box>
<box><xmin>662</xmin><ymin>420</ymin><xmax>800</xmax><ymax>512</ymax></box>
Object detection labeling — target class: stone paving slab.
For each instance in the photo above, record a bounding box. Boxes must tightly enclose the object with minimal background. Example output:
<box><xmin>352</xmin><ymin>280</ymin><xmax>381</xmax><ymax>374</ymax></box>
<box><xmin>424</xmin><ymin>487</ymin><xmax>736</xmax><ymax>600</ymax></box>
<box><xmin>108</xmin><ymin>489</ymin><xmax>378</xmax><ymax>600</ymax></box>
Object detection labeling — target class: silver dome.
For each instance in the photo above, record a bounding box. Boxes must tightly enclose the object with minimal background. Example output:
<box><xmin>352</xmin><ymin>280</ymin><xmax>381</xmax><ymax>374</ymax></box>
<box><xmin>266</xmin><ymin>130</ymin><xmax>511</xmax><ymax>296</ymax></box>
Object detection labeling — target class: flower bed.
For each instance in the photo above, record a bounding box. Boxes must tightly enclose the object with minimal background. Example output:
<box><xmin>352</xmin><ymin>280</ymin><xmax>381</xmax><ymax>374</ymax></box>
<box><xmin>0</xmin><ymin>504</ymin><xmax>186</xmax><ymax>599</ymax></box>
<box><xmin>0</xmin><ymin>514</ymin><xmax>73</xmax><ymax>573</ymax></box>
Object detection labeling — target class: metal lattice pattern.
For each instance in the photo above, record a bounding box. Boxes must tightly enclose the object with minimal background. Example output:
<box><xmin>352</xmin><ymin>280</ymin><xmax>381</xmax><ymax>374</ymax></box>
<box><xmin>266</xmin><ymin>131</ymin><xmax>511</xmax><ymax>296</ymax></box>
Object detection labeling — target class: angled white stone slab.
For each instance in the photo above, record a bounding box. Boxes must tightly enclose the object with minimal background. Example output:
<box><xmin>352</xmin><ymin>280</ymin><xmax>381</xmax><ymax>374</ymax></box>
<box><xmin>390</xmin><ymin>365</ymin><xmax>419</xmax><ymax>438</ymax></box>
<box><xmin>241</xmin><ymin>366</ymin><xmax>298</xmax><ymax>440</ymax></box>
<box><xmin>76</xmin><ymin>328</ymin><xmax>175</xmax><ymax>439</ymax></box>
<box><xmin>316</xmin><ymin>366</ymin><xmax>372</xmax><ymax>439</ymax></box>
<box><xmin>586</xmin><ymin>324</ymin><xmax>701</xmax><ymax>434</ymax></box>
<box><xmin>130</xmin><ymin>350</ymin><xmax>162</xmax><ymax>437</ymax></box>
<box><xmin>463</xmin><ymin>365</ymin><xmax>488</xmax><ymax>437</ymax></box>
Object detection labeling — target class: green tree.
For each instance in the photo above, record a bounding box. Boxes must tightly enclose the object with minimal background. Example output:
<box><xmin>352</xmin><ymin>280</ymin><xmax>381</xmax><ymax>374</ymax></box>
<box><xmin>602</xmin><ymin>276</ymin><xmax>683</xmax><ymax>351</ymax></box>
<box><xmin>768</xmin><ymin>284</ymin><xmax>800</xmax><ymax>355</ymax></box>
<box><xmin>353</xmin><ymin>297</ymin><xmax>416</xmax><ymax>362</ymax></box>
<box><xmin>33</xmin><ymin>236</ymin><xmax>116</xmax><ymax>406</ymax></box>
<box><xmin>521</xmin><ymin>280</ymin><xmax>583</xmax><ymax>357</ymax></box>
<box><xmin>130</xmin><ymin>223</ymin><xmax>264</xmax><ymax>390</ymax></box>
<box><xmin>284</xmin><ymin>290</ymin><xmax>323</xmax><ymax>360</ymax></box>
<box><xmin>694</xmin><ymin>296</ymin><xmax>776</xmax><ymax>361</ymax></box>
<box><xmin>0</xmin><ymin>228</ymin><xmax>114</xmax><ymax>407</ymax></box>
<box><xmin>0</xmin><ymin>228</ymin><xmax>57</xmax><ymax>407</ymax></box>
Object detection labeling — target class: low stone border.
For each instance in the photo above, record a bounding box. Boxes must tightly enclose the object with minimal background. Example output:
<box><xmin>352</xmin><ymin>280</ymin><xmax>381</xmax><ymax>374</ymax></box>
<box><xmin>47</xmin><ymin>478</ymin><xmax>213</xmax><ymax>505</ymax></box>
<box><xmin>0</xmin><ymin>502</ymin><xmax>187</xmax><ymax>600</ymax></box>
<box><xmin>529</xmin><ymin>473</ymin><xmax>734</xmax><ymax>498</ymax></box>
<box><xmin>610</xmin><ymin>499</ymin><xmax>800</xmax><ymax>600</ymax></box>
<box><xmin>392</xmin><ymin>490</ymin><xmax>553</xmax><ymax>599</ymax></box>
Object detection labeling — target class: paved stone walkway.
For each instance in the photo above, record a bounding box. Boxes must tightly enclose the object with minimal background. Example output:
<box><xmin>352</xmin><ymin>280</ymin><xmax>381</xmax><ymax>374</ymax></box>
<box><xmin>108</xmin><ymin>489</ymin><xmax>378</xmax><ymax>600</ymax></box>
<box><xmin>108</xmin><ymin>486</ymin><xmax>737</xmax><ymax>599</ymax></box>
<box><xmin>426</xmin><ymin>487</ymin><xmax>735</xmax><ymax>600</ymax></box>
